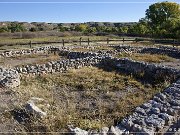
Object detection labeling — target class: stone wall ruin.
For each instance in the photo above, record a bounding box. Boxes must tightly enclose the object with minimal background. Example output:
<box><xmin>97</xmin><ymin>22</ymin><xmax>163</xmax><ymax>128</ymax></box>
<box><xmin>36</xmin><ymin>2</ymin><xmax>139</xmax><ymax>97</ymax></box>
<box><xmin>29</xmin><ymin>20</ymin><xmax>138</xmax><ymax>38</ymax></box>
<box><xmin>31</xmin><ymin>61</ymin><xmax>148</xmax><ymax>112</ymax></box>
<box><xmin>0</xmin><ymin>45</ymin><xmax>180</xmax><ymax>134</ymax></box>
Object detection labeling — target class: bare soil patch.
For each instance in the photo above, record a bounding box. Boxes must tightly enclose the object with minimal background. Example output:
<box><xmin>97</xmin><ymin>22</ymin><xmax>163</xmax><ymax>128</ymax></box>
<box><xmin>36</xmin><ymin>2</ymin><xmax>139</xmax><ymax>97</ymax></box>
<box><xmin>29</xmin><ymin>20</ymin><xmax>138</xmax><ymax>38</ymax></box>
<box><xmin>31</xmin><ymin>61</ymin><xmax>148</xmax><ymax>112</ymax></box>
<box><xmin>0</xmin><ymin>53</ymin><xmax>64</xmax><ymax>67</ymax></box>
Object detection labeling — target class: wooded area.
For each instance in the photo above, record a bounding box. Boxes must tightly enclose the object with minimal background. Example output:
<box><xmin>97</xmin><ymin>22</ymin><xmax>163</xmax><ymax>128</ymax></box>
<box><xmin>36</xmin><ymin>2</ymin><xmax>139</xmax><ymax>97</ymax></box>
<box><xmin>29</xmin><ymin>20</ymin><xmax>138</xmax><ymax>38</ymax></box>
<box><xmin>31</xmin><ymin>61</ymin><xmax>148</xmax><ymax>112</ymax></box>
<box><xmin>0</xmin><ymin>2</ymin><xmax>179</xmax><ymax>39</ymax></box>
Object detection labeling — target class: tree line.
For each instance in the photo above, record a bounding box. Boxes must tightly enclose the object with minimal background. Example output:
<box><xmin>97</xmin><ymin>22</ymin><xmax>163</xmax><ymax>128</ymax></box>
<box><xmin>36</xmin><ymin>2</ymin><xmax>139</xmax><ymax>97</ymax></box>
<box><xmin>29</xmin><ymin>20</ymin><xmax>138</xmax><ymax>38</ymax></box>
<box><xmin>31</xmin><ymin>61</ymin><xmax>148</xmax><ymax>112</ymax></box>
<box><xmin>0</xmin><ymin>1</ymin><xmax>179</xmax><ymax>39</ymax></box>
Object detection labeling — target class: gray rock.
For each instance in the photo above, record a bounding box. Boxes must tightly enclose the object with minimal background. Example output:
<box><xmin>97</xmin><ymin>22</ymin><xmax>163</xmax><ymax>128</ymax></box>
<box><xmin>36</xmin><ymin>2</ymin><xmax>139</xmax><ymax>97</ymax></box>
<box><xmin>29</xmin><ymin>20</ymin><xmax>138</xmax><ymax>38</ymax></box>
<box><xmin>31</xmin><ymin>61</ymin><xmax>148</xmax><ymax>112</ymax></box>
<box><xmin>141</xmin><ymin>127</ymin><xmax>154</xmax><ymax>135</ymax></box>
<box><xmin>131</xmin><ymin>124</ymin><xmax>142</xmax><ymax>132</ymax></box>
<box><xmin>166</xmin><ymin>108</ymin><xmax>176</xmax><ymax>116</ymax></box>
<box><xmin>108</xmin><ymin>126</ymin><xmax>125</xmax><ymax>135</ymax></box>
<box><xmin>157</xmin><ymin>93</ymin><xmax>166</xmax><ymax>101</ymax></box>
<box><xmin>135</xmin><ymin>107</ymin><xmax>147</xmax><ymax>116</ymax></box>
<box><xmin>170</xmin><ymin>99</ymin><xmax>180</xmax><ymax>106</ymax></box>
<box><xmin>150</xmin><ymin>108</ymin><xmax>160</xmax><ymax>114</ymax></box>
<box><xmin>158</xmin><ymin>113</ymin><xmax>173</xmax><ymax>124</ymax></box>
<box><xmin>141</xmin><ymin>103</ymin><xmax>152</xmax><ymax>109</ymax></box>
<box><xmin>0</xmin><ymin>68</ymin><xmax>20</xmax><ymax>88</ymax></box>
<box><xmin>121</xmin><ymin>118</ymin><xmax>134</xmax><ymax>130</ymax></box>
<box><xmin>100</xmin><ymin>127</ymin><xmax>109</xmax><ymax>135</ymax></box>
<box><xmin>68</xmin><ymin>126</ymin><xmax>88</xmax><ymax>135</ymax></box>
<box><xmin>145</xmin><ymin>114</ymin><xmax>165</xmax><ymax>128</ymax></box>
<box><xmin>25</xmin><ymin>97</ymin><xmax>48</xmax><ymax>118</ymax></box>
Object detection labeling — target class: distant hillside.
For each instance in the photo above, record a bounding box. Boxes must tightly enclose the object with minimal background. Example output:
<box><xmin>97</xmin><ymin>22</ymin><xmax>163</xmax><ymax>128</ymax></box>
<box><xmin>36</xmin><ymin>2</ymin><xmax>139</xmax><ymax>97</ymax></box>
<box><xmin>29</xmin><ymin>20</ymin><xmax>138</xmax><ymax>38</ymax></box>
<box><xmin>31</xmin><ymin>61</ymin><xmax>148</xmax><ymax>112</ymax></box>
<box><xmin>0</xmin><ymin>21</ymin><xmax>137</xmax><ymax>31</ymax></box>
<box><xmin>60</xmin><ymin>22</ymin><xmax>136</xmax><ymax>27</ymax></box>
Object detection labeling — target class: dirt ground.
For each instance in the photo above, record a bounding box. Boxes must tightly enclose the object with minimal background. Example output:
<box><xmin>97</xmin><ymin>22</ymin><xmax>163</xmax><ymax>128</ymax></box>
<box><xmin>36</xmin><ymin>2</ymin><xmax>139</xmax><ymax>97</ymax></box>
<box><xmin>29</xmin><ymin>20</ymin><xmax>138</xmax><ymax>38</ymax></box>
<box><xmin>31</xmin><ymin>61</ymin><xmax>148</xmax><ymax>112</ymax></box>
<box><xmin>159</xmin><ymin>59</ymin><xmax>180</xmax><ymax>69</ymax></box>
<box><xmin>0</xmin><ymin>53</ymin><xmax>63</xmax><ymax>68</ymax></box>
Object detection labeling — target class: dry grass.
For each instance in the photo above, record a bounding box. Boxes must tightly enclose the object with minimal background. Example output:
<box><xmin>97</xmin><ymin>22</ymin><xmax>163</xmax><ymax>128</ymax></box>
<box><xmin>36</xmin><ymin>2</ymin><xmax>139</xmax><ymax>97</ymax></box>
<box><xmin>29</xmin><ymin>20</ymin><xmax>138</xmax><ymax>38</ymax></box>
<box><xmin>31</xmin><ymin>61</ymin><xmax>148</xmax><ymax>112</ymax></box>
<box><xmin>16</xmin><ymin>53</ymin><xmax>62</xmax><ymax>65</ymax></box>
<box><xmin>0</xmin><ymin>36</ymin><xmax>111</xmax><ymax>46</ymax></box>
<box><xmin>71</xmin><ymin>45</ymin><xmax>115</xmax><ymax>52</ymax></box>
<box><xmin>129</xmin><ymin>41</ymin><xmax>156</xmax><ymax>47</ymax></box>
<box><xmin>94</xmin><ymin>45</ymin><xmax>115</xmax><ymax>51</ymax></box>
<box><xmin>0</xmin><ymin>53</ymin><xmax>62</xmax><ymax>67</ymax></box>
<box><xmin>13</xmin><ymin>67</ymin><xmax>168</xmax><ymax>132</ymax></box>
<box><xmin>116</xmin><ymin>52</ymin><xmax>175</xmax><ymax>63</ymax></box>
<box><xmin>0</xmin><ymin>36</ymin><xmax>117</xmax><ymax>52</ymax></box>
<box><xmin>71</xmin><ymin>47</ymin><xmax>90</xmax><ymax>52</ymax></box>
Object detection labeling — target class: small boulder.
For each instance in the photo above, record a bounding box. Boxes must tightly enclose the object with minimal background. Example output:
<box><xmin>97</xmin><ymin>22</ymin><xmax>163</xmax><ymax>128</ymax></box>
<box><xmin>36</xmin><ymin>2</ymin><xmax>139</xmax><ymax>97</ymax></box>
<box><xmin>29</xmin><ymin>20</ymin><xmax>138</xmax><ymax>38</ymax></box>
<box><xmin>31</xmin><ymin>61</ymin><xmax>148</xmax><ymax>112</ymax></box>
<box><xmin>100</xmin><ymin>127</ymin><xmax>109</xmax><ymax>135</ymax></box>
<box><xmin>108</xmin><ymin>126</ymin><xmax>125</xmax><ymax>135</ymax></box>
<box><xmin>68</xmin><ymin>126</ymin><xmax>88</xmax><ymax>135</ymax></box>
<box><xmin>25</xmin><ymin>97</ymin><xmax>49</xmax><ymax>118</ymax></box>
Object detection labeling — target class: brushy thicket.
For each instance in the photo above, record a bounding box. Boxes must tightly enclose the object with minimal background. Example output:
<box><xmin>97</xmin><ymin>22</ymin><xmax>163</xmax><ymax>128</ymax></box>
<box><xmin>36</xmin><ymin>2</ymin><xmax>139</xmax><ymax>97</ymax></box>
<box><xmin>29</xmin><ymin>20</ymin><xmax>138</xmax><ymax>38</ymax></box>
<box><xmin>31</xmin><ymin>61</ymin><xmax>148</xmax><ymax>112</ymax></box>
<box><xmin>0</xmin><ymin>1</ymin><xmax>179</xmax><ymax>39</ymax></box>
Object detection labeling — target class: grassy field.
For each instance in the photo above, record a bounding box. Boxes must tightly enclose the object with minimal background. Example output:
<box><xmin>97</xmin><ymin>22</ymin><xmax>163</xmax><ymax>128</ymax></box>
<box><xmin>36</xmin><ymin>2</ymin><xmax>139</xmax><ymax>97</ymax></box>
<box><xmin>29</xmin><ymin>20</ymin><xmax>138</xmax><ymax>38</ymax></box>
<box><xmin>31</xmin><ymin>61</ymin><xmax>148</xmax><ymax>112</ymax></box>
<box><xmin>0</xmin><ymin>36</ymin><xmax>118</xmax><ymax>51</ymax></box>
<box><xmin>0</xmin><ymin>36</ymin><xmax>118</xmax><ymax>45</ymax></box>
<box><xmin>0</xmin><ymin>35</ymin><xmax>178</xmax><ymax>52</ymax></box>
<box><xmin>12</xmin><ymin>67</ymin><xmax>169</xmax><ymax>132</ymax></box>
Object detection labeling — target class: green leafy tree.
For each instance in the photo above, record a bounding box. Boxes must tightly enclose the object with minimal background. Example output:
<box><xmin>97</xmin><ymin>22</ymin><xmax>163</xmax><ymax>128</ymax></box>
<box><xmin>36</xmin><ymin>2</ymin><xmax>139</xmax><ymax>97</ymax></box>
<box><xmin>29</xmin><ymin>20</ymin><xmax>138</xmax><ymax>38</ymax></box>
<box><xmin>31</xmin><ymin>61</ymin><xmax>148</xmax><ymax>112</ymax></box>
<box><xmin>134</xmin><ymin>20</ymin><xmax>150</xmax><ymax>35</ymax></box>
<box><xmin>160</xmin><ymin>18</ymin><xmax>180</xmax><ymax>38</ymax></box>
<box><xmin>95</xmin><ymin>26</ymin><xmax>106</xmax><ymax>32</ymax></box>
<box><xmin>127</xmin><ymin>25</ymin><xmax>136</xmax><ymax>34</ymax></box>
<box><xmin>111</xmin><ymin>27</ymin><xmax>119</xmax><ymax>33</ymax></box>
<box><xmin>173</xmin><ymin>20</ymin><xmax>180</xmax><ymax>39</ymax></box>
<box><xmin>29</xmin><ymin>27</ymin><xmax>38</xmax><ymax>32</ymax></box>
<box><xmin>8</xmin><ymin>22</ymin><xmax>25</xmax><ymax>33</ymax></box>
<box><xmin>75</xmin><ymin>24</ymin><xmax>88</xmax><ymax>32</ymax></box>
<box><xmin>146</xmin><ymin>2</ymin><xmax>180</xmax><ymax>28</ymax></box>
<box><xmin>86</xmin><ymin>27</ymin><xmax>97</xmax><ymax>33</ymax></box>
<box><xmin>0</xmin><ymin>27</ymin><xmax>9</xmax><ymax>33</ymax></box>
<box><xmin>118</xmin><ymin>26</ymin><xmax>129</xmax><ymax>34</ymax></box>
<box><xmin>58</xmin><ymin>26</ymin><xmax>66</xmax><ymax>32</ymax></box>
<box><xmin>104</xmin><ymin>27</ymin><xmax>113</xmax><ymax>33</ymax></box>
<box><xmin>145</xmin><ymin>1</ymin><xmax>180</xmax><ymax>38</ymax></box>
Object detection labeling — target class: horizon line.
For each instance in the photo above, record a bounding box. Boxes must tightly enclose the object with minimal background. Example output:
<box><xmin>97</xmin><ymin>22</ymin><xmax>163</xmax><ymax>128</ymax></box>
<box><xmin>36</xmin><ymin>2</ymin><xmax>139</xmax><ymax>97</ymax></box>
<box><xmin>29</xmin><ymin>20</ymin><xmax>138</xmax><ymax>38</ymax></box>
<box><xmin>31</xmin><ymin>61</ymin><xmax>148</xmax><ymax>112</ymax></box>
<box><xmin>1</xmin><ymin>1</ymin><xmax>179</xmax><ymax>4</ymax></box>
<box><xmin>0</xmin><ymin>21</ymin><xmax>138</xmax><ymax>24</ymax></box>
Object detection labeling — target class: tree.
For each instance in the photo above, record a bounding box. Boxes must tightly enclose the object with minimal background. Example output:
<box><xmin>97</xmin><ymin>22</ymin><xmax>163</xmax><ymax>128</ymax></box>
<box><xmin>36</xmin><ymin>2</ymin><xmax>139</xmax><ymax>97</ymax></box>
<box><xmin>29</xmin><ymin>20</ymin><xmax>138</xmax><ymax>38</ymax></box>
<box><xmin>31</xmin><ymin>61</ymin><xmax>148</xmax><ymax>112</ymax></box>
<box><xmin>86</xmin><ymin>27</ymin><xmax>97</xmax><ymax>33</ymax></box>
<box><xmin>118</xmin><ymin>26</ymin><xmax>129</xmax><ymax>34</ymax></box>
<box><xmin>173</xmin><ymin>20</ymin><xmax>180</xmax><ymax>39</ymax></box>
<box><xmin>75</xmin><ymin>24</ymin><xmax>88</xmax><ymax>32</ymax></box>
<box><xmin>0</xmin><ymin>27</ymin><xmax>9</xmax><ymax>33</ymax></box>
<box><xmin>95</xmin><ymin>26</ymin><xmax>106</xmax><ymax>32</ymax></box>
<box><xmin>29</xmin><ymin>27</ymin><xmax>38</xmax><ymax>32</ymax></box>
<box><xmin>104</xmin><ymin>27</ymin><xmax>113</xmax><ymax>33</ymax></box>
<box><xmin>58</xmin><ymin>26</ymin><xmax>66</xmax><ymax>32</ymax></box>
<box><xmin>146</xmin><ymin>2</ymin><xmax>180</xmax><ymax>27</ymax></box>
<box><xmin>8</xmin><ymin>22</ymin><xmax>25</xmax><ymax>33</ymax></box>
<box><xmin>134</xmin><ymin>21</ymin><xmax>149</xmax><ymax>35</ymax></box>
<box><xmin>145</xmin><ymin>1</ymin><xmax>180</xmax><ymax>38</ymax></box>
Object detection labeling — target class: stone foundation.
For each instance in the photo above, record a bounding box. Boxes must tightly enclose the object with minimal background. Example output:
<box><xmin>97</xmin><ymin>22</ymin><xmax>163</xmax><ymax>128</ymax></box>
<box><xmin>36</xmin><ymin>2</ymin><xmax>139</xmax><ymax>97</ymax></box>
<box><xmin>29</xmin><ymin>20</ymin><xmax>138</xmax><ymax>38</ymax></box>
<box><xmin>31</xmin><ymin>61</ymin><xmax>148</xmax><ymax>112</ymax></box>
<box><xmin>107</xmin><ymin>78</ymin><xmax>180</xmax><ymax>134</ymax></box>
<box><xmin>1</xmin><ymin>45</ymin><xmax>180</xmax><ymax>134</ymax></box>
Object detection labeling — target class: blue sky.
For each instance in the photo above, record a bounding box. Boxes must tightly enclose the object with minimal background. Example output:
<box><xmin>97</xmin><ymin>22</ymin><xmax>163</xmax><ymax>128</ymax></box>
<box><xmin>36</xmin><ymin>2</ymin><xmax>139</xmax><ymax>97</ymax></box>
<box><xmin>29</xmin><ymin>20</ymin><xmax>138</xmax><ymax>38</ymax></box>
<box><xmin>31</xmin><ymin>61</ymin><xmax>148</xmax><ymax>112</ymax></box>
<box><xmin>0</xmin><ymin>0</ymin><xmax>179</xmax><ymax>23</ymax></box>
